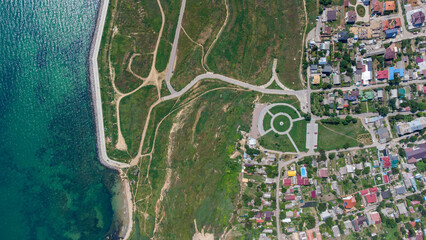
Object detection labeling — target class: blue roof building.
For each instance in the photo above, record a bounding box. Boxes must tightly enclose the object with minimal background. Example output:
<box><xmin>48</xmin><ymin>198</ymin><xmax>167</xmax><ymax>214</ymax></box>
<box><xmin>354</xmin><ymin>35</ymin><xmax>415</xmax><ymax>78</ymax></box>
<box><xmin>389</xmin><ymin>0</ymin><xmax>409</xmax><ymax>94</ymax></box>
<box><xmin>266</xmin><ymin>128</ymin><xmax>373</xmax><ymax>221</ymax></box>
<box><xmin>385</xmin><ymin>29</ymin><xmax>398</xmax><ymax>38</ymax></box>
<box><xmin>389</xmin><ymin>67</ymin><xmax>404</xmax><ymax>80</ymax></box>
<box><xmin>410</xmin><ymin>119</ymin><xmax>423</xmax><ymax>132</ymax></box>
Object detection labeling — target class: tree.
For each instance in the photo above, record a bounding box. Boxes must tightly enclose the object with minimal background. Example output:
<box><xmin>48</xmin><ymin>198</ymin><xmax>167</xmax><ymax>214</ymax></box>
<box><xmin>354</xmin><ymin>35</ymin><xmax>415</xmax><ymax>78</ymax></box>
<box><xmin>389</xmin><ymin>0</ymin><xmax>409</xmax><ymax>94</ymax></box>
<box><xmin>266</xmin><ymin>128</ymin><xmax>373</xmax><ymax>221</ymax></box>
<box><xmin>362</xmin><ymin>167</ymin><xmax>370</xmax><ymax>174</ymax></box>
<box><xmin>343</xmin><ymin>142</ymin><xmax>350</xmax><ymax>149</ymax></box>
<box><xmin>377</xmin><ymin>106</ymin><xmax>389</xmax><ymax>116</ymax></box>
<box><xmin>329</xmin><ymin>153</ymin><xmax>336</xmax><ymax>160</ymax></box>
<box><xmin>318</xmin><ymin>203</ymin><xmax>327</xmax><ymax>212</ymax></box>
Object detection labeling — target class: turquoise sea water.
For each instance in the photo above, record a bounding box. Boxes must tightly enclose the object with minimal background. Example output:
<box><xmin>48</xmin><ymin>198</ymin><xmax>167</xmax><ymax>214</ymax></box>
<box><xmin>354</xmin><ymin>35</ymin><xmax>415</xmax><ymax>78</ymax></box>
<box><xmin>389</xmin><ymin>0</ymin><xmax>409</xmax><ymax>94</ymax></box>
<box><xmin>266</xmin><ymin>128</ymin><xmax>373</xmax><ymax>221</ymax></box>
<box><xmin>0</xmin><ymin>0</ymin><xmax>121</xmax><ymax>239</ymax></box>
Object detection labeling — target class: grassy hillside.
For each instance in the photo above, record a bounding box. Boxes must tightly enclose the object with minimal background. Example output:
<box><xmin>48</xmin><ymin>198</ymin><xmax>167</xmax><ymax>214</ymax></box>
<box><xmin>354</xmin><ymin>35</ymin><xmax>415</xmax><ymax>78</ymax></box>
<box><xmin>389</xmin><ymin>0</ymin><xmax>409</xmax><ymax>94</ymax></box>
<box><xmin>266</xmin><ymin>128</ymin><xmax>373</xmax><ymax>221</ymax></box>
<box><xmin>206</xmin><ymin>0</ymin><xmax>306</xmax><ymax>89</ymax></box>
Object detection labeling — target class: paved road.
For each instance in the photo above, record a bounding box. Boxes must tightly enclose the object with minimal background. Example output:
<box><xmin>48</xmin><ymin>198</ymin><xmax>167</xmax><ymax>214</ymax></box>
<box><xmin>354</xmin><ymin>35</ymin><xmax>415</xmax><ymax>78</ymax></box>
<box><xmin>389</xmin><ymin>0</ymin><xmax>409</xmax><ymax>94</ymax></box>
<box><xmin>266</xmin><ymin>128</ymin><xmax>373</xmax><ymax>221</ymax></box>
<box><xmin>165</xmin><ymin>0</ymin><xmax>187</xmax><ymax>94</ymax></box>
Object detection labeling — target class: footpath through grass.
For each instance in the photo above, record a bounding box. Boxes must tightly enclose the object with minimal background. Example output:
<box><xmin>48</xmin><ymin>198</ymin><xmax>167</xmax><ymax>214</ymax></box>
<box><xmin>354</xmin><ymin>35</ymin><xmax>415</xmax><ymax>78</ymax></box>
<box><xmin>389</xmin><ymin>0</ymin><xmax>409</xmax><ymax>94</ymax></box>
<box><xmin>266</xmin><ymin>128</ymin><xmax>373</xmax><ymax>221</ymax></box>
<box><xmin>206</xmin><ymin>0</ymin><xmax>306</xmax><ymax>89</ymax></box>
<box><xmin>317</xmin><ymin>121</ymin><xmax>370</xmax><ymax>150</ymax></box>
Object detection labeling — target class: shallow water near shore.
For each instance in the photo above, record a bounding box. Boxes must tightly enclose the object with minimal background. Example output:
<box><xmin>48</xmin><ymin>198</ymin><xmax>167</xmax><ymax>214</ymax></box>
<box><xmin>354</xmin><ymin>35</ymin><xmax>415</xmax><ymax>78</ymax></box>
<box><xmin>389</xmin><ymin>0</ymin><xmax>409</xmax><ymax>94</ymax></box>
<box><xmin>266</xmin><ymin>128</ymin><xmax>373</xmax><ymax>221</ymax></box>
<box><xmin>0</xmin><ymin>0</ymin><xmax>122</xmax><ymax>239</ymax></box>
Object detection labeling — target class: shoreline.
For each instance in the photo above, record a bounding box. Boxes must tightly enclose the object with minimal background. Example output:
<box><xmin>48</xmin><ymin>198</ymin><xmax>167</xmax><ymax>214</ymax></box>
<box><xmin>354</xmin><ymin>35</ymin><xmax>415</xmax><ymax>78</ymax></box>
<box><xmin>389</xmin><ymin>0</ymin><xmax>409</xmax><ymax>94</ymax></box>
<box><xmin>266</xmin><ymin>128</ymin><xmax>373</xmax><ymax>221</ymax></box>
<box><xmin>88</xmin><ymin>0</ymin><xmax>133</xmax><ymax>239</ymax></box>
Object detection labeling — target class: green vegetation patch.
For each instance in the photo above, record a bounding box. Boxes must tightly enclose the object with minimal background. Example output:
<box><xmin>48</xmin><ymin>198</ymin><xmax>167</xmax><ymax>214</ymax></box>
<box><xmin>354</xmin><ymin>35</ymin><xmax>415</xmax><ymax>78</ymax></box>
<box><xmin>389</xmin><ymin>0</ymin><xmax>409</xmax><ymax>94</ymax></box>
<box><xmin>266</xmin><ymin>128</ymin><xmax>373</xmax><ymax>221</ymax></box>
<box><xmin>356</xmin><ymin>5</ymin><xmax>366</xmax><ymax>17</ymax></box>
<box><xmin>207</xmin><ymin>0</ymin><xmax>306</xmax><ymax>89</ymax></box>
<box><xmin>290</xmin><ymin>120</ymin><xmax>307</xmax><ymax>152</ymax></box>
<box><xmin>272</xmin><ymin>115</ymin><xmax>291</xmax><ymax>132</ymax></box>
<box><xmin>259</xmin><ymin>132</ymin><xmax>297</xmax><ymax>152</ymax></box>
<box><xmin>263</xmin><ymin>112</ymin><xmax>273</xmax><ymax>130</ymax></box>
<box><xmin>318</xmin><ymin>121</ymin><xmax>369</xmax><ymax>150</ymax></box>
<box><xmin>170</xmin><ymin>0</ymin><xmax>226</xmax><ymax>91</ymax></box>
<box><xmin>119</xmin><ymin>85</ymin><xmax>158</xmax><ymax>157</ymax></box>
<box><xmin>269</xmin><ymin>105</ymin><xmax>300</xmax><ymax>119</ymax></box>
<box><xmin>130</xmin><ymin>54</ymin><xmax>153</xmax><ymax>78</ymax></box>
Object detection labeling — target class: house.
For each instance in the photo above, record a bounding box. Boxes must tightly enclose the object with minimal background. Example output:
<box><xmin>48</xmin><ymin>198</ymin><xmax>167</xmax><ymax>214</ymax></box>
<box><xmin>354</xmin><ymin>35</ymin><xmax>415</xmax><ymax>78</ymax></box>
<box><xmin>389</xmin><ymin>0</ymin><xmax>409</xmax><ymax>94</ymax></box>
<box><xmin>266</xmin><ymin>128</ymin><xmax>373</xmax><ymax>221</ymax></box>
<box><xmin>395</xmin><ymin>185</ymin><xmax>406</xmax><ymax>195</ymax></box>
<box><xmin>322</xmin><ymin>65</ymin><xmax>333</xmax><ymax>75</ymax></box>
<box><xmin>396</xmin><ymin>117</ymin><xmax>426</xmax><ymax>136</ymax></box>
<box><xmin>385</xmin><ymin>28</ymin><xmax>398</xmax><ymax>38</ymax></box>
<box><xmin>319</xmin><ymin>57</ymin><xmax>327</xmax><ymax>65</ymax></box>
<box><xmin>382</xmin><ymin>156</ymin><xmax>391</xmax><ymax>168</ymax></box>
<box><xmin>332</xmin><ymin>225</ymin><xmax>340</xmax><ymax>237</ymax></box>
<box><xmin>322</xmin><ymin>26</ymin><xmax>332</xmax><ymax>36</ymax></box>
<box><xmin>382</xmin><ymin>18</ymin><xmax>401</xmax><ymax>30</ymax></box>
<box><xmin>337</xmin><ymin>31</ymin><xmax>349</xmax><ymax>42</ymax></box>
<box><xmin>360</xmin><ymin>189</ymin><xmax>369</xmax><ymax>195</ymax></box>
<box><xmin>384</xmin><ymin>1</ymin><xmax>395</xmax><ymax>12</ymax></box>
<box><xmin>287</xmin><ymin>171</ymin><xmax>296</xmax><ymax>177</ymax></box>
<box><xmin>310</xmin><ymin>65</ymin><xmax>318</xmax><ymax>73</ymax></box>
<box><xmin>344</xmin><ymin>220</ymin><xmax>354</xmax><ymax>231</ymax></box>
<box><xmin>263</xmin><ymin>192</ymin><xmax>271</xmax><ymax>199</ymax></box>
<box><xmin>377</xmin><ymin>127</ymin><xmax>390</xmax><ymax>143</ymax></box>
<box><xmin>396</xmin><ymin>203</ymin><xmax>408</xmax><ymax>216</ymax></box>
<box><xmin>357</xmin><ymin>215</ymin><xmax>367</xmax><ymax>227</ymax></box>
<box><xmin>411</xmin><ymin>11</ymin><xmax>425</xmax><ymax>27</ymax></box>
<box><xmin>312</xmin><ymin>75</ymin><xmax>321</xmax><ymax>85</ymax></box>
<box><xmin>265</xmin><ymin>211</ymin><xmax>273</xmax><ymax>221</ymax></box>
<box><xmin>385</xmin><ymin>45</ymin><xmax>396</xmax><ymax>60</ymax></box>
<box><xmin>343</xmin><ymin>195</ymin><xmax>357</xmax><ymax>209</ymax></box>
<box><xmin>320</xmin><ymin>210</ymin><xmax>332</xmax><ymax>220</ymax></box>
<box><xmin>371</xmin><ymin>0</ymin><xmax>384</xmax><ymax>15</ymax></box>
<box><xmin>339</xmin><ymin>166</ymin><xmax>347</xmax><ymax>175</ymax></box>
<box><xmin>365</xmin><ymin>193</ymin><xmax>377</xmax><ymax>204</ymax></box>
<box><xmin>389</xmin><ymin>67</ymin><xmax>404</xmax><ymax>80</ymax></box>
<box><xmin>319</xmin><ymin>168</ymin><xmax>329</xmax><ymax>178</ymax></box>
<box><xmin>369</xmin><ymin>186</ymin><xmax>378</xmax><ymax>193</ymax></box>
<box><xmin>283</xmin><ymin>179</ymin><xmax>292</xmax><ymax>186</ymax></box>
<box><xmin>285</xmin><ymin>194</ymin><xmax>295</xmax><ymax>201</ymax></box>
<box><xmin>405</xmin><ymin>143</ymin><xmax>426</xmax><ymax>160</ymax></box>
<box><xmin>376</xmin><ymin>70</ymin><xmax>388</xmax><ymax>80</ymax></box>
<box><xmin>333</xmin><ymin>74</ymin><xmax>341</xmax><ymax>85</ymax></box>
<box><xmin>327</xmin><ymin>10</ymin><xmax>337</xmax><ymax>22</ymax></box>
<box><xmin>377</xmin><ymin>89</ymin><xmax>383</xmax><ymax>99</ymax></box>
<box><xmin>381</xmin><ymin>190</ymin><xmax>391</xmax><ymax>199</ymax></box>
<box><xmin>390</xmin><ymin>89</ymin><xmax>398</xmax><ymax>99</ymax></box>
<box><xmin>346</xmin><ymin>10</ymin><xmax>357</xmax><ymax>23</ymax></box>
<box><xmin>352</xmin><ymin>219</ymin><xmax>360</xmax><ymax>231</ymax></box>
<box><xmin>368</xmin><ymin>212</ymin><xmax>381</xmax><ymax>225</ymax></box>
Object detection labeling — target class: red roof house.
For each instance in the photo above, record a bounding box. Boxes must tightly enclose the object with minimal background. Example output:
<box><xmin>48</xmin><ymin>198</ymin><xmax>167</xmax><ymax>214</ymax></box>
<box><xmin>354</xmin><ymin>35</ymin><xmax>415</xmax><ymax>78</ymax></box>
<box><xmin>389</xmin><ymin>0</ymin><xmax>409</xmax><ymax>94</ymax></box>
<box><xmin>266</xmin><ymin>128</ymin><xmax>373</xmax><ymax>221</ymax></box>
<box><xmin>383</xmin><ymin>174</ymin><xmax>389</xmax><ymax>184</ymax></box>
<box><xmin>369</xmin><ymin>186</ymin><xmax>378</xmax><ymax>193</ymax></box>
<box><xmin>382</xmin><ymin>156</ymin><xmax>391</xmax><ymax>168</ymax></box>
<box><xmin>285</xmin><ymin>194</ymin><xmax>295</xmax><ymax>201</ymax></box>
<box><xmin>319</xmin><ymin>168</ymin><xmax>329</xmax><ymax>178</ymax></box>
<box><xmin>412</xmin><ymin>201</ymin><xmax>420</xmax><ymax>206</ymax></box>
<box><xmin>369</xmin><ymin>212</ymin><xmax>382</xmax><ymax>224</ymax></box>
<box><xmin>360</xmin><ymin>189</ymin><xmax>369</xmax><ymax>195</ymax></box>
<box><xmin>408</xmin><ymin>157</ymin><xmax>418</xmax><ymax>164</ymax></box>
<box><xmin>366</xmin><ymin>193</ymin><xmax>377</xmax><ymax>203</ymax></box>
<box><xmin>283</xmin><ymin>179</ymin><xmax>292</xmax><ymax>186</ymax></box>
<box><xmin>385</xmin><ymin>1</ymin><xmax>395</xmax><ymax>11</ymax></box>
<box><xmin>343</xmin><ymin>196</ymin><xmax>357</xmax><ymax>209</ymax></box>
<box><xmin>311</xmin><ymin>191</ymin><xmax>316</xmax><ymax>199</ymax></box>
<box><xmin>377</xmin><ymin>70</ymin><xmax>388</xmax><ymax>80</ymax></box>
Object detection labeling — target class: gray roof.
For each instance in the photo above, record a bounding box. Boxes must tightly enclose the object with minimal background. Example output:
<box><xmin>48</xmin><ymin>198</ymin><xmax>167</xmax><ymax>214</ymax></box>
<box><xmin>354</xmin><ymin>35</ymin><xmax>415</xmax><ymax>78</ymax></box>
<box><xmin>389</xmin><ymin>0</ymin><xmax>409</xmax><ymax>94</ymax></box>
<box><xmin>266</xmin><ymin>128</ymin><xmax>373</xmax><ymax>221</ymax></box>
<box><xmin>323</xmin><ymin>65</ymin><xmax>333</xmax><ymax>73</ymax></box>
<box><xmin>327</xmin><ymin>10</ymin><xmax>337</xmax><ymax>21</ymax></box>
<box><xmin>395</xmin><ymin>186</ymin><xmax>406</xmax><ymax>195</ymax></box>
<box><xmin>381</xmin><ymin>190</ymin><xmax>391</xmax><ymax>199</ymax></box>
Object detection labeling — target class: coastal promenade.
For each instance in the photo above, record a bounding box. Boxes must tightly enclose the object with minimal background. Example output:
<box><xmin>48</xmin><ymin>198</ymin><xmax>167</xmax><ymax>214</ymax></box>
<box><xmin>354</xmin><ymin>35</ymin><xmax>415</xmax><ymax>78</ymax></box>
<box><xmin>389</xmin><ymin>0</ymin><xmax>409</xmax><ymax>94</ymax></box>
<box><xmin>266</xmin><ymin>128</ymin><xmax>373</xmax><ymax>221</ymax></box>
<box><xmin>88</xmin><ymin>0</ymin><xmax>133</xmax><ymax>239</ymax></box>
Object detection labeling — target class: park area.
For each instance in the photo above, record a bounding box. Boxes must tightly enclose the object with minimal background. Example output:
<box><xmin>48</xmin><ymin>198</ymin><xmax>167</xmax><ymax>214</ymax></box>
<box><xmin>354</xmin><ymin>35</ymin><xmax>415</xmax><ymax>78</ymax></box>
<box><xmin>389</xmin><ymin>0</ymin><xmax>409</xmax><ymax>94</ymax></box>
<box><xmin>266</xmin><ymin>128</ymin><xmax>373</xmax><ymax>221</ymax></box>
<box><xmin>317</xmin><ymin>120</ymin><xmax>372</xmax><ymax>151</ymax></box>
<box><xmin>258</xmin><ymin>103</ymin><xmax>307</xmax><ymax>152</ymax></box>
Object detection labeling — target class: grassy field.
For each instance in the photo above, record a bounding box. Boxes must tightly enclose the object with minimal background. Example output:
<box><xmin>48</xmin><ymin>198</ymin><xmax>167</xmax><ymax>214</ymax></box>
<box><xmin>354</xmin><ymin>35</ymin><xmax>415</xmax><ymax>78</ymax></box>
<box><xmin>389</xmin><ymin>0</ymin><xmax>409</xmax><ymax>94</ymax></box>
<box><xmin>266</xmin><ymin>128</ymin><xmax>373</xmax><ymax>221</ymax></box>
<box><xmin>269</xmin><ymin>105</ymin><xmax>301</xmax><ymax>119</ymax></box>
<box><xmin>119</xmin><ymin>86</ymin><xmax>158</xmax><ymax>158</ymax></box>
<box><xmin>263</xmin><ymin>112</ymin><xmax>272</xmax><ymax>130</ymax></box>
<box><xmin>206</xmin><ymin>0</ymin><xmax>306</xmax><ymax>89</ymax></box>
<box><xmin>289</xmin><ymin>120</ymin><xmax>307</xmax><ymax>152</ymax></box>
<box><xmin>259</xmin><ymin>132</ymin><xmax>297</xmax><ymax>152</ymax></box>
<box><xmin>317</xmin><ymin>121</ymin><xmax>370</xmax><ymax>150</ymax></box>
<box><xmin>169</xmin><ymin>0</ymin><xmax>226</xmax><ymax>91</ymax></box>
<box><xmin>273</xmin><ymin>115</ymin><xmax>291</xmax><ymax>132</ymax></box>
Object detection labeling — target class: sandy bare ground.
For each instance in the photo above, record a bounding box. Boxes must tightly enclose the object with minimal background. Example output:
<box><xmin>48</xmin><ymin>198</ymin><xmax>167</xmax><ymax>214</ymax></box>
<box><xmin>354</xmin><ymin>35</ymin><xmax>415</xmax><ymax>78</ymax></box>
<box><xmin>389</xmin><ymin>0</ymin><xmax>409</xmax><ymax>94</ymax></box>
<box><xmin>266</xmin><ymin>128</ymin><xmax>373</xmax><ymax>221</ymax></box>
<box><xmin>192</xmin><ymin>219</ymin><xmax>214</xmax><ymax>240</ymax></box>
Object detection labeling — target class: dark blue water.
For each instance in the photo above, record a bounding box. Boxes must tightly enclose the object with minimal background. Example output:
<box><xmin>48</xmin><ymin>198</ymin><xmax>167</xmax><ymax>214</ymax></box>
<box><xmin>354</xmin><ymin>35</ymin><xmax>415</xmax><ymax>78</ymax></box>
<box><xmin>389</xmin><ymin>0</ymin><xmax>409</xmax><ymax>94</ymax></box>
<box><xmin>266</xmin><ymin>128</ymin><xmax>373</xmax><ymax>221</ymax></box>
<box><xmin>0</xmin><ymin>0</ymin><xmax>120</xmax><ymax>239</ymax></box>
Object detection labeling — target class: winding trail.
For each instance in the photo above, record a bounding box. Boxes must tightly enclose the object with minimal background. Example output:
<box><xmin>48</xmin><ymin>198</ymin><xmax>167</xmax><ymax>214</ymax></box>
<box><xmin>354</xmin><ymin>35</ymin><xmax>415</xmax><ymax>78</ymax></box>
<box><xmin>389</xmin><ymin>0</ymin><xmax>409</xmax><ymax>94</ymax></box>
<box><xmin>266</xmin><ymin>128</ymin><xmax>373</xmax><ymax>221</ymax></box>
<box><xmin>203</xmin><ymin>0</ymin><xmax>229</xmax><ymax>72</ymax></box>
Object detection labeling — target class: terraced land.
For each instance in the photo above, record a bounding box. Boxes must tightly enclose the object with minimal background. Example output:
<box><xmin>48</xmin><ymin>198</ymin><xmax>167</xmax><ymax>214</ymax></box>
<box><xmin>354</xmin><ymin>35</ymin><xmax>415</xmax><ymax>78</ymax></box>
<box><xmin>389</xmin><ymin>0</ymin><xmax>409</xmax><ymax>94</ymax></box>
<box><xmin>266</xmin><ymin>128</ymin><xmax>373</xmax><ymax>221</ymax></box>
<box><xmin>206</xmin><ymin>0</ymin><xmax>306</xmax><ymax>89</ymax></box>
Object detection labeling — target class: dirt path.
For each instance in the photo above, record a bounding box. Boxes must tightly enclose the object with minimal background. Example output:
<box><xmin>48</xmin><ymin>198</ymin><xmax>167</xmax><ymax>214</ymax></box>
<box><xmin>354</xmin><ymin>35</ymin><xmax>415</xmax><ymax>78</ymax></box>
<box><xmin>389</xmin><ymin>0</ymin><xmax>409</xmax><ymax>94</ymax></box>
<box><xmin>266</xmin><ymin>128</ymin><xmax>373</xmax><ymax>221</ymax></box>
<box><xmin>181</xmin><ymin>27</ymin><xmax>207</xmax><ymax>72</ymax></box>
<box><xmin>319</xmin><ymin>122</ymin><xmax>360</xmax><ymax>142</ymax></box>
<box><xmin>299</xmin><ymin>0</ymin><xmax>308</xmax><ymax>88</ymax></box>
<box><xmin>203</xmin><ymin>0</ymin><xmax>229</xmax><ymax>72</ymax></box>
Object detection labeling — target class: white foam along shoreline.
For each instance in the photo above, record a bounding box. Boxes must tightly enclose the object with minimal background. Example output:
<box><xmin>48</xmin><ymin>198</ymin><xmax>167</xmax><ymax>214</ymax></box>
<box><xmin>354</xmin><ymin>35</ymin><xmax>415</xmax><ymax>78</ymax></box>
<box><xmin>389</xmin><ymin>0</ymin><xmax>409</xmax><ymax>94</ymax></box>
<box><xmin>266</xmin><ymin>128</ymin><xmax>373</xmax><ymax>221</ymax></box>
<box><xmin>88</xmin><ymin>0</ymin><xmax>133</xmax><ymax>239</ymax></box>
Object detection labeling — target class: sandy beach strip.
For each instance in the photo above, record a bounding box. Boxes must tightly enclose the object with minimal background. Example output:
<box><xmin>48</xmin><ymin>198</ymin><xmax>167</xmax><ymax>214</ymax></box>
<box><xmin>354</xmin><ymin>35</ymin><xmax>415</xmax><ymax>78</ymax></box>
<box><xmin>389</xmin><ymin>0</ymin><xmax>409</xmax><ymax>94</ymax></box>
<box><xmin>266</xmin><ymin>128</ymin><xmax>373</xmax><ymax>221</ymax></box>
<box><xmin>88</xmin><ymin>0</ymin><xmax>133</xmax><ymax>239</ymax></box>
